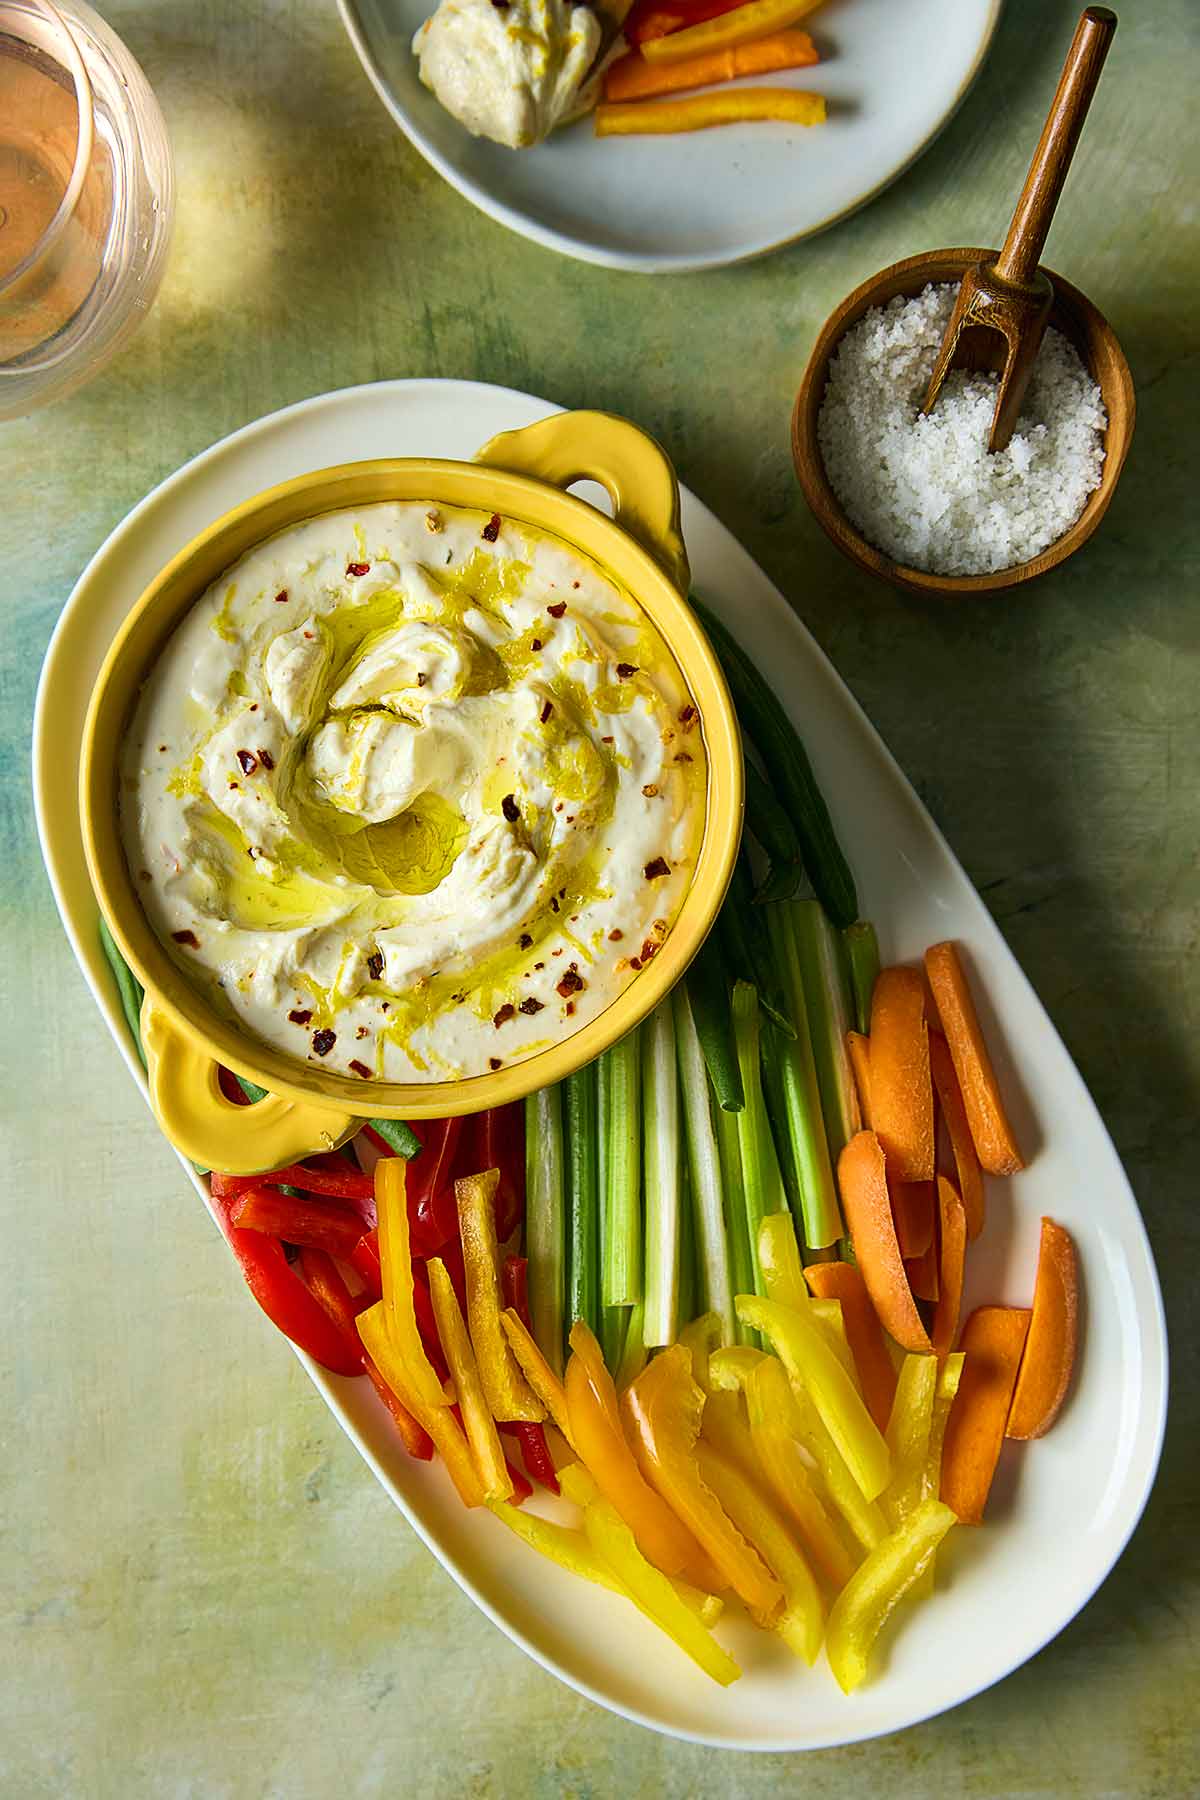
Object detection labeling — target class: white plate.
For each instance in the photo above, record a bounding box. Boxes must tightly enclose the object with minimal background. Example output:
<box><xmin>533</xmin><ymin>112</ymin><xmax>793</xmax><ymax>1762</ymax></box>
<box><xmin>338</xmin><ymin>0</ymin><xmax>1001</xmax><ymax>273</ymax></box>
<box><xmin>35</xmin><ymin>378</ymin><xmax>1167</xmax><ymax>1751</ymax></box>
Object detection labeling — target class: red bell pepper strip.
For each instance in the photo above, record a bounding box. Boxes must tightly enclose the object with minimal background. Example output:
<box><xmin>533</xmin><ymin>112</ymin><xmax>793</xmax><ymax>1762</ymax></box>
<box><xmin>351</xmin><ymin>1228</ymin><xmax>384</xmax><ymax>1301</ymax></box>
<box><xmin>298</xmin><ymin>1247</ymin><xmax>372</xmax><ymax>1337</ymax></box>
<box><xmin>211</xmin><ymin>1163</ymin><xmax>377</xmax><ymax>1209</ymax></box>
<box><xmin>208</xmin><ymin>1191</ymin><xmax>362</xmax><ymax>1377</ymax></box>
<box><xmin>626</xmin><ymin>0</ymin><xmax>749</xmax><ymax>45</ymax></box>
<box><xmin>362</xmin><ymin>1353</ymin><xmax>435</xmax><ymax>1460</ymax></box>
<box><xmin>459</xmin><ymin>1105</ymin><xmax>525</xmax><ymax>1242</ymax></box>
<box><xmin>231</xmin><ymin>1188</ymin><xmax>366</xmax><ymax>1261</ymax></box>
<box><xmin>432</xmin><ymin>1236</ymin><xmax>469</xmax><ymax>1318</ymax></box>
<box><xmin>409</xmin><ymin>1262</ymin><xmax>451</xmax><ymax>1385</ymax></box>
<box><xmin>502</xmin><ymin>1254</ymin><xmax>531</xmax><ymax>1327</ymax></box>
<box><xmin>408</xmin><ymin>1117</ymin><xmax>465</xmax><ymax>1253</ymax></box>
<box><xmin>498</xmin><ymin>1257</ymin><xmax>558</xmax><ymax>1491</ymax></box>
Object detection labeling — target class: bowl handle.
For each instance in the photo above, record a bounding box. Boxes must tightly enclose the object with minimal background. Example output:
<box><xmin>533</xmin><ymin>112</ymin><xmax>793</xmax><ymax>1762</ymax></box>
<box><xmin>474</xmin><ymin>410</ymin><xmax>690</xmax><ymax>596</ymax></box>
<box><xmin>142</xmin><ymin>998</ymin><xmax>359</xmax><ymax>1174</ymax></box>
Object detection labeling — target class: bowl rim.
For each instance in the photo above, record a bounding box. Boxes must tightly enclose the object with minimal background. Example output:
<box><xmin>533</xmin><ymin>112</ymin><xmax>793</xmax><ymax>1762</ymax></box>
<box><xmin>80</xmin><ymin>454</ymin><xmax>743</xmax><ymax>1119</ymax></box>
<box><xmin>791</xmin><ymin>247</ymin><xmax>1136</xmax><ymax>598</ymax></box>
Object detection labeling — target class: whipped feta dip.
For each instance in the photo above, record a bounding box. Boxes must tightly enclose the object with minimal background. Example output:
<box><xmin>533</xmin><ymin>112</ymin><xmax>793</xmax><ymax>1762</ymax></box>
<box><xmin>121</xmin><ymin>501</ymin><xmax>707</xmax><ymax>1084</ymax></box>
<box><xmin>413</xmin><ymin>0</ymin><xmax>602</xmax><ymax>149</ymax></box>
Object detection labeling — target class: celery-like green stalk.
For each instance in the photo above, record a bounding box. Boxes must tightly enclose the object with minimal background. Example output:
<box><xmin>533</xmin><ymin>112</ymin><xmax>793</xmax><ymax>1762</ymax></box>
<box><xmin>765</xmin><ymin>905</ymin><xmax>843</xmax><ymax>1250</ymax></box>
<box><xmin>673</xmin><ymin>984</ymin><xmax>735</xmax><ymax>1343</ymax></box>
<box><xmin>564</xmin><ymin>1066</ymin><xmax>599</xmax><ymax>1344</ymax></box>
<box><xmin>526</xmin><ymin>1085</ymin><xmax>567</xmax><ymax>1375</ymax></box>
<box><xmin>844</xmin><ymin>919</ymin><xmax>881</xmax><ymax>1036</ymax></box>
<box><xmin>714</xmin><ymin>1098</ymin><xmax>756</xmax><ymax>1347</ymax></box>
<box><xmin>731</xmin><ymin>981</ymin><xmax>788</xmax><ymax>1295</ymax></box>
<box><xmin>793</xmin><ymin>898</ymin><xmax>862</xmax><ymax>1161</ymax></box>
<box><xmin>642</xmin><ymin>999</ymin><xmax>681</xmax><ymax>1348</ymax></box>
<box><xmin>601</xmin><ymin>1028</ymin><xmax>642</xmax><ymax>1307</ymax></box>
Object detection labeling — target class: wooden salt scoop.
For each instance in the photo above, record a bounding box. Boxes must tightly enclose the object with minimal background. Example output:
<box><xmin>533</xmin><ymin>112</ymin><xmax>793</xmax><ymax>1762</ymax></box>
<box><xmin>921</xmin><ymin>7</ymin><xmax>1117</xmax><ymax>454</ymax></box>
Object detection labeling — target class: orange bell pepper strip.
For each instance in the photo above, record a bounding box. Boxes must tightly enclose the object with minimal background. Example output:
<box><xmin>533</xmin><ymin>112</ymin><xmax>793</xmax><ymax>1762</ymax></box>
<box><xmin>604</xmin><ymin>28</ymin><xmax>817</xmax><ymax>103</ymax></box>
<box><xmin>565</xmin><ymin>1324</ymin><xmax>717</xmax><ymax>1587</ymax></box>
<box><xmin>357</xmin><ymin>1302</ymin><xmax>483</xmax><ymax>1506</ymax></box>
<box><xmin>374</xmin><ymin>1158</ymin><xmax>450</xmax><ymax>1412</ymax></box>
<box><xmin>846</xmin><ymin>1030</ymin><xmax>874</xmax><ymax>1128</ymax></box>
<box><xmin>940</xmin><ymin>1306</ymin><xmax>1032</xmax><ymax>1523</ymax></box>
<box><xmin>825</xmin><ymin>1500</ymin><xmax>957</xmax><ymax>1693</ymax></box>
<box><xmin>456</xmin><ymin>1171</ymin><xmax>543</xmax><ymax>1423</ymax></box>
<box><xmin>805</xmin><ymin>1261</ymin><xmax>897</xmax><ymax>1434</ymax></box>
<box><xmin>595</xmin><ymin>90</ymin><xmax>826</xmax><ymax>136</ymax></box>
<box><xmin>640</xmin><ymin>0</ymin><xmax>825</xmax><ymax>63</ymax></box>
<box><xmin>931</xmin><ymin>1177</ymin><xmax>967</xmax><ymax>1359</ymax></box>
<box><xmin>582</xmin><ymin>1493</ymin><xmax>741</xmax><ymax>1686</ymax></box>
<box><xmin>428</xmin><ymin>1257</ymin><xmax>512</xmax><ymax>1502</ymax></box>
<box><xmin>622</xmin><ymin>1345</ymin><xmax>784</xmax><ymax>1618</ymax></box>
<box><xmin>696</xmin><ymin>1444</ymin><xmax>824</xmax><ymax>1661</ymax></box>
<box><xmin>924</xmin><ymin>943</ymin><xmax>1024</xmax><ymax>1176</ymax></box>
<box><xmin>1007</xmin><ymin>1218</ymin><xmax>1079</xmax><ymax>1439</ymax></box>
<box><xmin>500</xmin><ymin>1307</ymin><xmax>574</xmax><ymax>1447</ymax></box>
<box><xmin>868</xmin><ymin>967</ymin><xmax>935</xmax><ymax>1182</ymax></box>
<box><xmin>929</xmin><ymin>1029</ymin><xmax>985</xmax><ymax>1238</ymax></box>
<box><xmin>735</xmin><ymin>1293</ymin><xmax>892</xmax><ymax>1501</ymax></box>
<box><xmin>837</xmin><ymin>1131</ymin><xmax>932</xmax><ymax>1355</ymax></box>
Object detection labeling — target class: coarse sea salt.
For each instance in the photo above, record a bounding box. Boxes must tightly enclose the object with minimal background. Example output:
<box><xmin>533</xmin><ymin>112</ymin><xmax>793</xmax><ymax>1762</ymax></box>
<box><xmin>817</xmin><ymin>283</ymin><xmax>1108</xmax><ymax>577</ymax></box>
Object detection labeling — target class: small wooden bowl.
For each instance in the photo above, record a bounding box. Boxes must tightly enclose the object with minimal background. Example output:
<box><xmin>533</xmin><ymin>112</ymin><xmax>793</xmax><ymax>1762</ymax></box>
<box><xmin>791</xmin><ymin>247</ymin><xmax>1135</xmax><ymax>598</ymax></box>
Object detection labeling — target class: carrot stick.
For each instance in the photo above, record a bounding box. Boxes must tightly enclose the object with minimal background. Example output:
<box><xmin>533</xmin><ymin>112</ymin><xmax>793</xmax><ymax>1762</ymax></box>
<box><xmin>891</xmin><ymin>1179</ymin><xmax>934</xmax><ymax>1260</ymax></box>
<box><xmin>931</xmin><ymin>1177</ymin><xmax>966</xmax><ymax>1359</ymax></box>
<box><xmin>604</xmin><ymin>29</ymin><xmax>817</xmax><ymax>102</ymax></box>
<box><xmin>940</xmin><ymin>1306</ymin><xmax>1031</xmax><ymax>1524</ymax></box>
<box><xmin>846</xmin><ymin>1030</ymin><xmax>874</xmax><ymax>1129</ymax></box>
<box><xmin>868</xmin><ymin>967</ymin><xmax>934</xmax><ymax>1183</ymax></box>
<box><xmin>804</xmin><ymin>1261</ymin><xmax>897</xmax><ymax>1434</ymax></box>
<box><xmin>1007</xmin><ymin>1219</ymin><xmax>1079</xmax><ymax>1439</ymax></box>
<box><xmin>836</xmin><ymin>1132</ymin><xmax>931</xmax><ymax>1355</ymax></box>
<box><xmin>905</xmin><ymin>1244</ymin><xmax>939</xmax><ymax>1305</ymax></box>
<box><xmin>595</xmin><ymin>89</ymin><xmax>825</xmax><ymax>135</ymax></box>
<box><xmin>930</xmin><ymin>1029</ymin><xmax>985</xmax><ymax>1240</ymax></box>
<box><xmin>641</xmin><ymin>0</ymin><xmax>824</xmax><ymax>63</ymax></box>
<box><xmin>924</xmin><ymin>943</ymin><xmax>1024</xmax><ymax>1177</ymax></box>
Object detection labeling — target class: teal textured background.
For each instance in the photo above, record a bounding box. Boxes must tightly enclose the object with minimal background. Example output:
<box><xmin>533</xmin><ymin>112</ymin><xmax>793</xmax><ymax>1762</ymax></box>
<box><xmin>2</xmin><ymin>0</ymin><xmax>1196</xmax><ymax>1792</ymax></box>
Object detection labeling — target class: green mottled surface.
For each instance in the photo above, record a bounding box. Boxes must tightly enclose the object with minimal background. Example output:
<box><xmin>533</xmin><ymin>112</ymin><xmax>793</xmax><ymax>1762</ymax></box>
<box><xmin>2</xmin><ymin>0</ymin><xmax>1196</xmax><ymax>1792</ymax></box>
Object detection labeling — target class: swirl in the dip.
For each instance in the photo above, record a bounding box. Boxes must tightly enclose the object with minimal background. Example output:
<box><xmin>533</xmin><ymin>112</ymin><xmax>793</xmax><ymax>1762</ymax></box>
<box><xmin>121</xmin><ymin>502</ymin><xmax>707</xmax><ymax>1082</ymax></box>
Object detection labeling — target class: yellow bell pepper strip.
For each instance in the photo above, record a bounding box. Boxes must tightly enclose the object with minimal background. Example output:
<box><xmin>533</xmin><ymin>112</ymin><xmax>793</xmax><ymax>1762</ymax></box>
<box><xmin>735</xmin><ymin>1294</ymin><xmax>891</xmax><ymax>1501</ymax></box>
<box><xmin>427</xmin><ymin>1258</ymin><xmax>512</xmax><ymax>1503</ymax></box>
<box><xmin>500</xmin><ymin>1307</ymin><xmax>574</xmax><ymax>1447</ymax></box>
<box><xmin>623</xmin><ymin>1345</ymin><xmax>784</xmax><ymax>1619</ymax></box>
<box><xmin>583</xmin><ymin>1494</ymin><xmax>742</xmax><ymax>1686</ymax></box>
<box><xmin>758</xmin><ymin>1212</ymin><xmax>808</xmax><ymax>1309</ymax></box>
<box><xmin>374</xmin><ymin>1158</ymin><xmax>450</xmax><ymax>1412</ymax></box>
<box><xmin>641</xmin><ymin>0</ymin><xmax>824</xmax><ymax>63</ymax></box>
<box><xmin>565</xmin><ymin>1326</ymin><xmax>719</xmax><ymax>1587</ymax></box>
<box><xmin>805</xmin><ymin>1260</ymin><xmax>897</xmax><ymax>1435</ymax></box>
<box><xmin>825</xmin><ymin>1500</ymin><xmax>957</xmax><ymax>1694</ymax></box>
<box><xmin>676</xmin><ymin>1311</ymin><xmax>725</xmax><ymax>1394</ymax></box>
<box><xmin>357</xmin><ymin>1302</ymin><xmax>483</xmax><ymax>1507</ymax></box>
<box><xmin>910</xmin><ymin>1353</ymin><xmax>965</xmax><ymax>1599</ymax></box>
<box><xmin>708</xmin><ymin>1350</ymin><xmax>860</xmax><ymax>1592</ymax></box>
<box><xmin>488</xmin><ymin>1496</ymin><xmax>628</xmax><ymax>1596</ymax></box>
<box><xmin>879</xmin><ymin>1355</ymin><xmax>938</xmax><ymax>1530</ymax></box>
<box><xmin>808</xmin><ymin>1297</ymin><xmax>861</xmax><ymax>1389</ymax></box>
<box><xmin>558</xmin><ymin>1463</ymin><xmax>725</xmax><ymax>1626</ymax></box>
<box><xmin>456</xmin><ymin>1172</ymin><xmax>544</xmax><ymax>1423</ymax></box>
<box><xmin>696</xmin><ymin>1444</ymin><xmax>824</xmax><ymax>1662</ymax></box>
<box><xmin>595</xmin><ymin>90</ymin><xmax>826</xmax><ymax>137</ymax></box>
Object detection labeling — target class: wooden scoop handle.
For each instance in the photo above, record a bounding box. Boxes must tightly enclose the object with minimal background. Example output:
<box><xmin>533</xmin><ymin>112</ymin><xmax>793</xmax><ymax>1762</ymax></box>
<box><xmin>994</xmin><ymin>7</ymin><xmax>1117</xmax><ymax>288</ymax></box>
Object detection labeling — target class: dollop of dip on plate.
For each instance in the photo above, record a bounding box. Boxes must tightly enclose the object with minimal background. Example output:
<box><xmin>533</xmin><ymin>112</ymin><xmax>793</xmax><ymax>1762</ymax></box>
<box><xmin>122</xmin><ymin>502</ymin><xmax>706</xmax><ymax>1084</ymax></box>
<box><xmin>413</xmin><ymin>0</ymin><xmax>602</xmax><ymax>149</ymax></box>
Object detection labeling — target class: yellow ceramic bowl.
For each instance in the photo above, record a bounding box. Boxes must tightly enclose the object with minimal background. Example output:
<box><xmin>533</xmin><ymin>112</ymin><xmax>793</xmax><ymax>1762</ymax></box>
<box><xmin>81</xmin><ymin>411</ymin><xmax>743</xmax><ymax>1173</ymax></box>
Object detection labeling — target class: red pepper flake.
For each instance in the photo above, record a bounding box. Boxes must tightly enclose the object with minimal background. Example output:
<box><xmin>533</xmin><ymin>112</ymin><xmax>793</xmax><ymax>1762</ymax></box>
<box><xmin>549</xmin><ymin>897</ymin><xmax>560</xmax><ymax>913</ymax></box>
<box><xmin>493</xmin><ymin>1004</ymin><xmax>516</xmax><ymax>1028</ymax></box>
<box><xmin>608</xmin><ymin>929</ymin><xmax>623</xmax><ymax>942</ymax></box>
<box><xmin>355</xmin><ymin>1027</ymin><xmax>368</xmax><ymax>1040</ymax></box>
<box><xmin>349</xmin><ymin>1059</ymin><xmax>372</xmax><ymax>1079</ymax></box>
<box><xmin>311</xmin><ymin>1029</ymin><xmax>336</xmax><ymax>1057</ymax></box>
<box><xmin>489</xmin><ymin>1057</ymin><xmax>503</xmax><ymax>1071</ymax></box>
<box><xmin>679</xmin><ymin>704</ymin><xmax>697</xmax><ymax>726</ymax></box>
<box><xmin>258</xmin><ymin>749</ymin><xmax>275</xmax><ymax>772</ymax></box>
<box><xmin>346</xmin><ymin>561</ymin><xmax>370</xmax><ymax>577</ymax></box>
<box><xmin>676</xmin><ymin>752</ymin><xmax>694</xmax><ymax>763</ymax></box>
<box><xmin>600</xmin><ymin>735</ymin><xmax>614</xmax><ymax>744</ymax></box>
<box><xmin>572</xmin><ymin>581</ymin><xmax>580</xmax><ymax>590</ymax></box>
<box><xmin>288</xmin><ymin>1008</ymin><xmax>313</xmax><ymax>1026</ymax></box>
<box><xmin>565</xmin><ymin>1001</ymin><xmax>576</xmax><ymax>1017</ymax></box>
<box><xmin>629</xmin><ymin>956</ymin><xmax>642</xmax><ymax>971</ymax></box>
<box><xmin>534</xmin><ymin>961</ymin><xmax>545</xmax><ymax>971</ymax></box>
<box><xmin>616</xmin><ymin>662</ymin><xmax>638</xmax><ymax>680</ymax></box>
<box><xmin>530</xmin><ymin>638</ymin><xmax>542</xmax><ymax>652</ymax></box>
<box><xmin>518</xmin><ymin>933</ymin><xmax>533</xmax><ymax>949</ymax></box>
<box><xmin>556</xmin><ymin>965</ymin><xmax>584</xmax><ymax>999</ymax></box>
<box><xmin>249</xmin><ymin>704</ymin><xmax>258</xmax><ymax>713</ymax></box>
<box><xmin>236</xmin><ymin>749</ymin><xmax>258</xmax><ymax>775</ymax></box>
<box><xmin>482</xmin><ymin>514</ymin><xmax>502</xmax><ymax>542</ymax></box>
<box><xmin>417</xmin><ymin>671</ymin><xmax>428</xmax><ymax>687</ymax></box>
<box><xmin>644</xmin><ymin>857</ymin><xmax>670</xmax><ymax>881</ymax></box>
<box><xmin>546</xmin><ymin>601</ymin><xmax>567</xmax><ymax>618</ymax></box>
<box><xmin>519</xmin><ymin>997</ymin><xmax>544</xmax><ymax>1016</ymax></box>
<box><xmin>642</xmin><ymin>783</ymin><xmax>658</xmax><ymax>798</ymax></box>
<box><xmin>158</xmin><ymin>743</ymin><xmax>168</xmax><ymax>753</ymax></box>
<box><xmin>640</xmin><ymin>939</ymin><xmax>659</xmax><ymax>964</ymax></box>
<box><xmin>171</xmin><ymin>929</ymin><xmax>200</xmax><ymax>949</ymax></box>
<box><xmin>501</xmin><ymin>794</ymin><xmax>520</xmax><ymax>823</ymax></box>
<box><xmin>367</xmin><ymin>951</ymin><xmax>384</xmax><ymax>981</ymax></box>
<box><xmin>540</xmin><ymin>700</ymin><xmax>553</xmax><ymax>724</ymax></box>
<box><xmin>274</xmin><ymin>589</ymin><xmax>289</xmax><ymax>603</ymax></box>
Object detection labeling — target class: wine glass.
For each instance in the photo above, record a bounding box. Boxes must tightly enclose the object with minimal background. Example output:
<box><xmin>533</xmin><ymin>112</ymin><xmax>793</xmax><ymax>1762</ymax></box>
<box><xmin>0</xmin><ymin>0</ymin><xmax>174</xmax><ymax>418</ymax></box>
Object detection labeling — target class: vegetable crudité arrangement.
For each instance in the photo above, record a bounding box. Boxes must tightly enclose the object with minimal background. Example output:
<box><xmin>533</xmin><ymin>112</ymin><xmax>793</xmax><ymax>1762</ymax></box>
<box><xmin>101</xmin><ymin>596</ymin><xmax>1079</xmax><ymax>1696</ymax></box>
